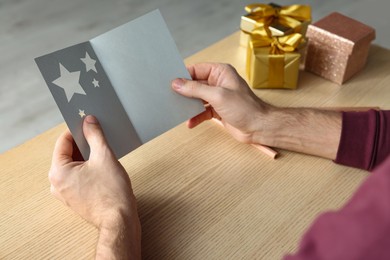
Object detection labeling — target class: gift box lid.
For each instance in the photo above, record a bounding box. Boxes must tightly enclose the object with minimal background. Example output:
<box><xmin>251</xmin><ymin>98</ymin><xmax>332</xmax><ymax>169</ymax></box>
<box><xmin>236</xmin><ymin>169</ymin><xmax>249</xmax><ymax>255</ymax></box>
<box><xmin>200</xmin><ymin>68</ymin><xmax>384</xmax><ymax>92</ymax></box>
<box><xmin>307</xmin><ymin>12</ymin><xmax>376</xmax><ymax>55</ymax></box>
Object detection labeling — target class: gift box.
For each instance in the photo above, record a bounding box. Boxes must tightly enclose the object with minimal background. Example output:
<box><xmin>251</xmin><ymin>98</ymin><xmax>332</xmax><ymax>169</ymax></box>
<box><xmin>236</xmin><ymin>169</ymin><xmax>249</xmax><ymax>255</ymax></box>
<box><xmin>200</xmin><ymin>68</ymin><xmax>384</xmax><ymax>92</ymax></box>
<box><xmin>240</xmin><ymin>3</ymin><xmax>311</xmax><ymax>47</ymax></box>
<box><xmin>246</xmin><ymin>31</ymin><xmax>303</xmax><ymax>89</ymax></box>
<box><xmin>304</xmin><ymin>12</ymin><xmax>376</xmax><ymax>85</ymax></box>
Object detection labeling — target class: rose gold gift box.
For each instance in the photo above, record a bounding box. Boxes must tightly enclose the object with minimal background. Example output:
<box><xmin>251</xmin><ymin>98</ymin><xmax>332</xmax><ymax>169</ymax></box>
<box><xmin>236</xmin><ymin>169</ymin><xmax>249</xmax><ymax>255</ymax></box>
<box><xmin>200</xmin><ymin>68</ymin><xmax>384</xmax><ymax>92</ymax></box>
<box><xmin>305</xmin><ymin>12</ymin><xmax>375</xmax><ymax>85</ymax></box>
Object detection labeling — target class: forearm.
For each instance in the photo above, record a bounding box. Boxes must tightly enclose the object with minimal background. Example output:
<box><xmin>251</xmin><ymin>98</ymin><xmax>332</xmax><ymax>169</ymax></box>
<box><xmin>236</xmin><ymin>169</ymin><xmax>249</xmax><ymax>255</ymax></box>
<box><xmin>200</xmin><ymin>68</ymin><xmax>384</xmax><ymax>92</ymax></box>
<box><xmin>254</xmin><ymin>107</ymin><xmax>342</xmax><ymax>159</ymax></box>
<box><xmin>96</xmin><ymin>211</ymin><xmax>141</xmax><ymax>260</ymax></box>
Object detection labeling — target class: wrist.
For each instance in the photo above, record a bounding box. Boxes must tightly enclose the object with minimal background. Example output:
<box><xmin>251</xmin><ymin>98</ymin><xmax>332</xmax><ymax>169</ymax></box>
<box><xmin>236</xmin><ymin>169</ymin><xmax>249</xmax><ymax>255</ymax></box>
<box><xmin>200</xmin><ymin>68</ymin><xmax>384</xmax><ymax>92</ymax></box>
<box><xmin>250</xmin><ymin>103</ymin><xmax>280</xmax><ymax>146</ymax></box>
<box><xmin>97</xmin><ymin>208</ymin><xmax>141</xmax><ymax>260</ymax></box>
<box><xmin>99</xmin><ymin>208</ymin><xmax>133</xmax><ymax>231</ymax></box>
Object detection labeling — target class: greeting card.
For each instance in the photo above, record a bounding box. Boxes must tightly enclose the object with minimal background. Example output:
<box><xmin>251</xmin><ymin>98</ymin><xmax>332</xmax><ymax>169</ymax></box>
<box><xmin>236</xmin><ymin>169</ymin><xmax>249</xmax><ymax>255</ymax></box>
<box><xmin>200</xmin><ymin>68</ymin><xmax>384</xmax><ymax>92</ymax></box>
<box><xmin>35</xmin><ymin>10</ymin><xmax>204</xmax><ymax>159</ymax></box>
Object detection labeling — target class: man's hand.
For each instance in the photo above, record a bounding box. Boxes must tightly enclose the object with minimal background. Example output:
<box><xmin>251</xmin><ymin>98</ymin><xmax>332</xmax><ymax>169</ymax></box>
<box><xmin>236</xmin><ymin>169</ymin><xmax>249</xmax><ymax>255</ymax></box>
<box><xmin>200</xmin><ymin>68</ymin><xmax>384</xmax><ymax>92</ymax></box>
<box><xmin>172</xmin><ymin>63</ymin><xmax>342</xmax><ymax>159</ymax></box>
<box><xmin>172</xmin><ymin>63</ymin><xmax>271</xmax><ymax>144</ymax></box>
<box><xmin>49</xmin><ymin>115</ymin><xmax>141</xmax><ymax>259</ymax></box>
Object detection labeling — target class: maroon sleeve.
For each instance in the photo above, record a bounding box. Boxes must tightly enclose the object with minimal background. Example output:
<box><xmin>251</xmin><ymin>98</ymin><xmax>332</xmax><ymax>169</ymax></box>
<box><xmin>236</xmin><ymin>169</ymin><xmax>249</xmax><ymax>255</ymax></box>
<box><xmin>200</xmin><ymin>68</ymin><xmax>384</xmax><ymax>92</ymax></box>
<box><xmin>334</xmin><ymin>110</ymin><xmax>390</xmax><ymax>170</ymax></box>
<box><xmin>284</xmin><ymin>156</ymin><xmax>390</xmax><ymax>260</ymax></box>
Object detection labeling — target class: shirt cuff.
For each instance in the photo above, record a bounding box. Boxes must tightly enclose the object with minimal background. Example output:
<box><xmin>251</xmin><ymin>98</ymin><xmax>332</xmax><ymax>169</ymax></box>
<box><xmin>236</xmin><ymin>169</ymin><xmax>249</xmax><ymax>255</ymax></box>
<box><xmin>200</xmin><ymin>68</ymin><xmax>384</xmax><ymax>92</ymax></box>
<box><xmin>334</xmin><ymin>110</ymin><xmax>377</xmax><ymax>170</ymax></box>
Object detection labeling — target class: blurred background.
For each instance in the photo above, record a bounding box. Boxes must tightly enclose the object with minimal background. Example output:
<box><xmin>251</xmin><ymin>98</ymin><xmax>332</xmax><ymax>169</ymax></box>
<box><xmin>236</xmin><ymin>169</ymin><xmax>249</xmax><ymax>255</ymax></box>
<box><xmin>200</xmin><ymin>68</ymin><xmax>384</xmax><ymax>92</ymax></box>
<box><xmin>1</xmin><ymin>0</ymin><xmax>389</xmax><ymax>153</ymax></box>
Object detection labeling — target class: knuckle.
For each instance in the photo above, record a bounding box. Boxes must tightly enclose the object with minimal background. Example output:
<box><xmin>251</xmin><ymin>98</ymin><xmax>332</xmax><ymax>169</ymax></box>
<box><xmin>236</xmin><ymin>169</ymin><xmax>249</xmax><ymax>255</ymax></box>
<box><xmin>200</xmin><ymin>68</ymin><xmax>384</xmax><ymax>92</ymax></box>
<box><xmin>224</xmin><ymin>63</ymin><xmax>233</xmax><ymax>70</ymax></box>
<box><xmin>190</xmin><ymin>82</ymin><xmax>197</xmax><ymax>96</ymax></box>
<box><xmin>221</xmin><ymin>63</ymin><xmax>235</xmax><ymax>72</ymax></box>
<box><xmin>182</xmin><ymin>80</ymin><xmax>197</xmax><ymax>97</ymax></box>
<box><xmin>50</xmin><ymin>185</ymin><xmax>57</xmax><ymax>195</ymax></box>
<box><xmin>48</xmin><ymin>166</ymin><xmax>63</xmax><ymax>186</ymax></box>
<box><xmin>48</xmin><ymin>169</ymin><xmax>56</xmax><ymax>184</ymax></box>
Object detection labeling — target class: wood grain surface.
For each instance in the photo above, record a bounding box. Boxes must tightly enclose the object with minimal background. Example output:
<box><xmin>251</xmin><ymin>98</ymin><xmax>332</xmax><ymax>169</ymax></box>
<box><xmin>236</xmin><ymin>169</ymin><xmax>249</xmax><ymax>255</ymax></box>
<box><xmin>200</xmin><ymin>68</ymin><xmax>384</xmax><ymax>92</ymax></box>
<box><xmin>1</xmin><ymin>31</ymin><xmax>390</xmax><ymax>259</ymax></box>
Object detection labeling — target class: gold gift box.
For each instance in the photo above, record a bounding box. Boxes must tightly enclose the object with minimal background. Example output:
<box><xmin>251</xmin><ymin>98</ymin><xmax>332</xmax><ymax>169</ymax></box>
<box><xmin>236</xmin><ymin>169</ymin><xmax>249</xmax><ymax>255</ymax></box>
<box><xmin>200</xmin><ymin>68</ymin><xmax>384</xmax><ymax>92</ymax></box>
<box><xmin>240</xmin><ymin>3</ymin><xmax>311</xmax><ymax>47</ymax></box>
<box><xmin>246</xmin><ymin>40</ymin><xmax>301</xmax><ymax>89</ymax></box>
<box><xmin>305</xmin><ymin>12</ymin><xmax>376</xmax><ymax>85</ymax></box>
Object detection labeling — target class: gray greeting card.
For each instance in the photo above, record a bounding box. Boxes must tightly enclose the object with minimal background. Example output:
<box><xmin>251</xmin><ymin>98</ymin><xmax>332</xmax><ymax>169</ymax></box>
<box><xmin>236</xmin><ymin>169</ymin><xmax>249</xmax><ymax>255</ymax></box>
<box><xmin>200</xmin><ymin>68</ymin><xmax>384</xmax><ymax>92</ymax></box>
<box><xmin>35</xmin><ymin>10</ymin><xmax>204</xmax><ymax>159</ymax></box>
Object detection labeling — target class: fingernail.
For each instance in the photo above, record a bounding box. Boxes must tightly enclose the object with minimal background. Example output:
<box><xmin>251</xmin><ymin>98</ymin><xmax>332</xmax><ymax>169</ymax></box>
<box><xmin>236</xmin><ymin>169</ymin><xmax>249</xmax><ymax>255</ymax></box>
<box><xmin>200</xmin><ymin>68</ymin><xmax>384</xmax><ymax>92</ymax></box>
<box><xmin>85</xmin><ymin>115</ymin><xmax>98</xmax><ymax>124</ymax></box>
<box><xmin>172</xmin><ymin>78</ymin><xmax>185</xmax><ymax>90</ymax></box>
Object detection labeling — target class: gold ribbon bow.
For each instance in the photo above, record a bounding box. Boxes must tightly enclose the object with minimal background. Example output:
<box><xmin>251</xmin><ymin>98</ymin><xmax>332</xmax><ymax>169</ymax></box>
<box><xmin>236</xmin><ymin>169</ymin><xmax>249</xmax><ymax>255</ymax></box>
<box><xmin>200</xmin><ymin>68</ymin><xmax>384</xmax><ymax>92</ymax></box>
<box><xmin>247</xmin><ymin>29</ymin><xmax>303</xmax><ymax>88</ymax></box>
<box><xmin>244</xmin><ymin>3</ymin><xmax>311</xmax><ymax>34</ymax></box>
<box><xmin>250</xmin><ymin>28</ymin><xmax>303</xmax><ymax>54</ymax></box>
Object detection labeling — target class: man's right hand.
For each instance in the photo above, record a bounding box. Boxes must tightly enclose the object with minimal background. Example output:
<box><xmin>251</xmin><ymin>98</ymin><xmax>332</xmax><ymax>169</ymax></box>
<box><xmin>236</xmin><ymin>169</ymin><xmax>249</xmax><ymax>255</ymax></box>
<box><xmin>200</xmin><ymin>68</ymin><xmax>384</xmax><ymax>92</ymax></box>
<box><xmin>172</xmin><ymin>62</ymin><xmax>342</xmax><ymax>160</ymax></box>
<box><xmin>171</xmin><ymin>63</ymin><xmax>272</xmax><ymax>144</ymax></box>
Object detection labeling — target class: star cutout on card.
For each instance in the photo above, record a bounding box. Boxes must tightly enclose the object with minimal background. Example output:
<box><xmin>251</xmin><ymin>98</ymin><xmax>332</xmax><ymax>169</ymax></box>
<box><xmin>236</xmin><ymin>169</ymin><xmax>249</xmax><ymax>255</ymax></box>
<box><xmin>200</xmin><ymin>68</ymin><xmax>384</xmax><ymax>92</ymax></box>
<box><xmin>52</xmin><ymin>63</ymin><xmax>86</xmax><ymax>102</ymax></box>
<box><xmin>92</xmin><ymin>78</ymin><xmax>99</xmax><ymax>88</ymax></box>
<box><xmin>78</xmin><ymin>109</ymin><xmax>86</xmax><ymax>118</ymax></box>
<box><xmin>81</xmin><ymin>52</ymin><xmax>97</xmax><ymax>73</ymax></box>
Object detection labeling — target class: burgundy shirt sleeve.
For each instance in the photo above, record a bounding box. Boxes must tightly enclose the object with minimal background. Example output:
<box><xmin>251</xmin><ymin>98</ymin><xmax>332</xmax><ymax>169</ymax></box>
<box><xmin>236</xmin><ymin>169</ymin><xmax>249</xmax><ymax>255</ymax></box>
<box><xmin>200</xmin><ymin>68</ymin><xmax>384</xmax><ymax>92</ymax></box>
<box><xmin>334</xmin><ymin>110</ymin><xmax>390</xmax><ymax>170</ymax></box>
<box><xmin>284</xmin><ymin>156</ymin><xmax>390</xmax><ymax>260</ymax></box>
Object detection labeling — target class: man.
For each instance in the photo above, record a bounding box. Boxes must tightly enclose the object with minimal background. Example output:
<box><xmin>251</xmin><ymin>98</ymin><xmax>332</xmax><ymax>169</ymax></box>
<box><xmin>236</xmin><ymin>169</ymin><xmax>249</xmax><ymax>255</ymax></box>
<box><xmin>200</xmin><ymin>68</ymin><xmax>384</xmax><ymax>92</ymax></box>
<box><xmin>49</xmin><ymin>63</ymin><xmax>390</xmax><ymax>259</ymax></box>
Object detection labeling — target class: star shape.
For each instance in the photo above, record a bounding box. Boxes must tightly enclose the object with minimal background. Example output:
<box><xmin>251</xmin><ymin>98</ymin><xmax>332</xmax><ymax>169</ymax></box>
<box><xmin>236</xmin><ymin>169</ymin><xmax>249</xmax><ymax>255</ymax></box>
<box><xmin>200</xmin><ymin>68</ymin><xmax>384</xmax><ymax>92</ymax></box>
<box><xmin>81</xmin><ymin>52</ymin><xmax>97</xmax><ymax>73</ymax></box>
<box><xmin>78</xmin><ymin>109</ymin><xmax>86</xmax><ymax>118</ymax></box>
<box><xmin>52</xmin><ymin>63</ymin><xmax>86</xmax><ymax>102</ymax></box>
<box><xmin>92</xmin><ymin>78</ymin><xmax>99</xmax><ymax>88</ymax></box>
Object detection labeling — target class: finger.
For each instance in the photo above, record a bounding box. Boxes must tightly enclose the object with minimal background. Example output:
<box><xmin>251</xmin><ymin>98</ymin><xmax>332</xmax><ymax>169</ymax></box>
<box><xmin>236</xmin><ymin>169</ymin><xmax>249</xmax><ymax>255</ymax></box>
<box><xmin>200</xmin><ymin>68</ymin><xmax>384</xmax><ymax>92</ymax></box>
<box><xmin>187</xmin><ymin>63</ymin><xmax>234</xmax><ymax>86</ymax></box>
<box><xmin>187</xmin><ymin>107</ymin><xmax>218</xmax><ymax>128</ymax></box>
<box><xmin>52</xmin><ymin>130</ymin><xmax>74</xmax><ymax>166</ymax></box>
<box><xmin>198</xmin><ymin>80</ymin><xmax>209</xmax><ymax>85</ymax></box>
<box><xmin>83</xmin><ymin>115</ymin><xmax>113</xmax><ymax>158</ymax></box>
<box><xmin>187</xmin><ymin>63</ymin><xmax>215</xmax><ymax>81</ymax></box>
<box><xmin>171</xmin><ymin>78</ymin><xmax>219</xmax><ymax>102</ymax></box>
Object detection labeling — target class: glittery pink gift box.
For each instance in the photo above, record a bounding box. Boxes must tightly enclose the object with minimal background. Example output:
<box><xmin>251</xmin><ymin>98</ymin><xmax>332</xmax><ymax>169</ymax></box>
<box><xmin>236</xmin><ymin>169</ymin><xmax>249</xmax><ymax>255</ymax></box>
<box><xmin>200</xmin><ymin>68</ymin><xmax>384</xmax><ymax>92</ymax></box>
<box><xmin>305</xmin><ymin>12</ymin><xmax>375</xmax><ymax>85</ymax></box>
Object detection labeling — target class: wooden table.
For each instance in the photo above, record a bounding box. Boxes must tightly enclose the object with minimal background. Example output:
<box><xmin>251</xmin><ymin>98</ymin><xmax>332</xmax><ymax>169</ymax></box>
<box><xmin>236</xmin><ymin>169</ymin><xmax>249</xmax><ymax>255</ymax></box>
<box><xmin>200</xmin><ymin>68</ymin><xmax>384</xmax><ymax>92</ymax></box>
<box><xmin>1</xmin><ymin>32</ymin><xmax>390</xmax><ymax>259</ymax></box>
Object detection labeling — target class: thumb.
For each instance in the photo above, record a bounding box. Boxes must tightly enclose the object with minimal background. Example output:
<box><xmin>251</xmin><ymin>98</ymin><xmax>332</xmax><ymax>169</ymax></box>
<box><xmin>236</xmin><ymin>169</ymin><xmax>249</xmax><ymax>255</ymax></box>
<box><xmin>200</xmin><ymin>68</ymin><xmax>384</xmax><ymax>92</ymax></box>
<box><xmin>83</xmin><ymin>115</ymin><xmax>110</xmax><ymax>155</ymax></box>
<box><xmin>172</xmin><ymin>78</ymin><xmax>216</xmax><ymax>101</ymax></box>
